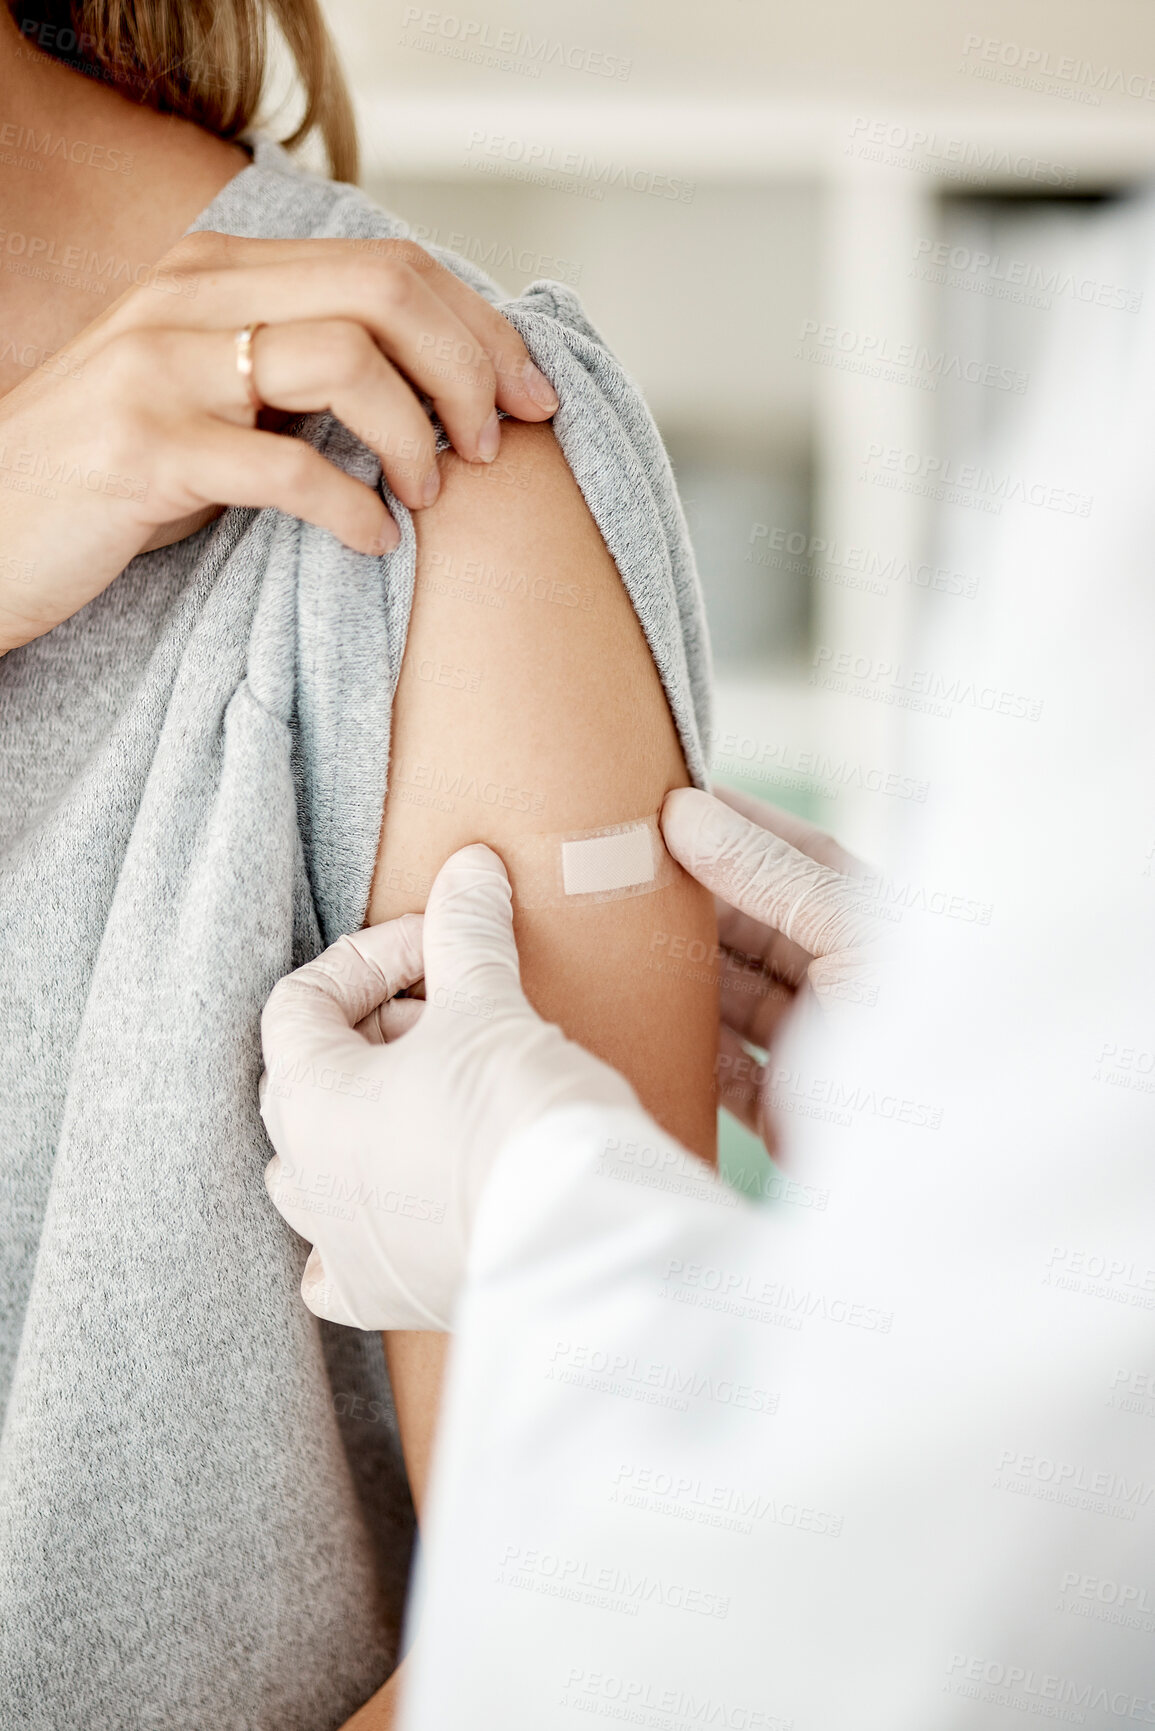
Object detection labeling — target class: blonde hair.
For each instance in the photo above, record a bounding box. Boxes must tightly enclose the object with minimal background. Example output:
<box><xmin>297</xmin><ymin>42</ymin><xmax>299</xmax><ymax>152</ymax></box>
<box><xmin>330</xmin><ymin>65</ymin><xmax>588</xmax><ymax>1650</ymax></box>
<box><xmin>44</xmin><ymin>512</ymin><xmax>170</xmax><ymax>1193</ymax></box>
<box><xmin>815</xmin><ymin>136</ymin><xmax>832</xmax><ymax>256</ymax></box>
<box><xmin>8</xmin><ymin>0</ymin><xmax>359</xmax><ymax>182</ymax></box>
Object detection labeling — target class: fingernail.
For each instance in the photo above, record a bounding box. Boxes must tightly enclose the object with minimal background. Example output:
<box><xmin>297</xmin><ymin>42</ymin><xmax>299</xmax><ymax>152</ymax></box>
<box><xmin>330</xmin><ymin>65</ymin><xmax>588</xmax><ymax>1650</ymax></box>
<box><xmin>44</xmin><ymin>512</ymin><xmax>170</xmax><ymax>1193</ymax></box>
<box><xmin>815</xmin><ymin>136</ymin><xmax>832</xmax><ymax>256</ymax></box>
<box><xmin>521</xmin><ymin>360</ymin><xmax>559</xmax><ymax>411</ymax></box>
<box><xmin>421</xmin><ymin>466</ymin><xmax>441</xmax><ymax>506</ymax></box>
<box><xmin>368</xmin><ymin>518</ymin><xmax>400</xmax><ymax>555</ymax></box>
<box><xmin>478</xmin><ymin>411</ymin><xmax>501</xmax><ymax>463</ymax></box>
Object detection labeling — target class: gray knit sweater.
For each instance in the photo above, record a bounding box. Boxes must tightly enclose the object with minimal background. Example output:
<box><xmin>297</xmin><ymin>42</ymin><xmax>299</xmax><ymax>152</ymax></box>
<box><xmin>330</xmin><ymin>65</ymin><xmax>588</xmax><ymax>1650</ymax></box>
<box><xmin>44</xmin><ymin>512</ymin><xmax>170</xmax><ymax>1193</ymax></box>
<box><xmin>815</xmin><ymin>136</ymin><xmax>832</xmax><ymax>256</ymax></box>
<box><xmin>0</xmin><ymin>135</ymin><xmax>711</xmax><ymax>1729</ymax></box>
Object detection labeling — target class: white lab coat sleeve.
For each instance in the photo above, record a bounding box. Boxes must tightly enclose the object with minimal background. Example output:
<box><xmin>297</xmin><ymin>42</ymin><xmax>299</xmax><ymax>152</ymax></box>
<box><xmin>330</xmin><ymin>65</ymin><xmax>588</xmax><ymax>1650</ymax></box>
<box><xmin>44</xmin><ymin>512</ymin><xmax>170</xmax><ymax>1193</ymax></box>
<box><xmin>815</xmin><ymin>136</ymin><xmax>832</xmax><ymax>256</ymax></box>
<box><xmin>455</xmin><ymin>1097</ymin><xmax>747</xmax><ymax>1318</ymax></box>
<box><xmin>401</xmin><ymin>1000</ymin><xmax>1155</xmax><ymax>1731</ymax></box>
<box><xmin>398</xmin><ymin>1097</ymin><xmax>788</xmax><ymax>1726</ymax></box>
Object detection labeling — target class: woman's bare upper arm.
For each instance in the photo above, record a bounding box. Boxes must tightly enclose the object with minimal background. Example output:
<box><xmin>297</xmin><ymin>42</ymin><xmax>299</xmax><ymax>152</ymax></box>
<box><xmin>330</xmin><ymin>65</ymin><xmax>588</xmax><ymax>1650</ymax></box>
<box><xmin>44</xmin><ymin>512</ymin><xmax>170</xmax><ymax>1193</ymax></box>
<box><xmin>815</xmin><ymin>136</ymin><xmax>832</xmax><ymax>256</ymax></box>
<box><xmin>367</xmin><ymin>418</ymin><xmax>718</xmax><ymax>1161</ymax></box>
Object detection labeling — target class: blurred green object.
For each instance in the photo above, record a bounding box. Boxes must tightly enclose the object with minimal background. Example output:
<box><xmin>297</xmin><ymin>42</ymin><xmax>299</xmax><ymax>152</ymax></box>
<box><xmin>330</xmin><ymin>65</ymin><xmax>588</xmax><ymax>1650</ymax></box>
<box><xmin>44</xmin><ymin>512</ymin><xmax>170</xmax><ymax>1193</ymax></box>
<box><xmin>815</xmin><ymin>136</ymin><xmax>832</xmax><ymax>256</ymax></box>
<box><xmin>717</xmin><ymin>1106</ymin><xmax>776</xmax><ymax>1205</ymax></box>
<box><xmin>709</xmin><ymin>765</ymin><xmax>825</xmax><ymax>827</ymax></box>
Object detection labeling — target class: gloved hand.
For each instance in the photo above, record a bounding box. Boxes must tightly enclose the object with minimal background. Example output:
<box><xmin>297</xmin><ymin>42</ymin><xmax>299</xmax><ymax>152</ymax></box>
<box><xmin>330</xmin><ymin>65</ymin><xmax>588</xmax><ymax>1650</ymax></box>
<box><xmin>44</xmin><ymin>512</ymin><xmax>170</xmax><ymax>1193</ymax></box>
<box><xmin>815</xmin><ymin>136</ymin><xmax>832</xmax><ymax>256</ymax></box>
<box><xmin>259</xmin><ymin>844</ymin><xmax>638</xmax><ymax>1331</ymax></box>
<box><xmin>659</xmin><ymin>784</ymin><xmax>879</xmax><ymax>1151</ymax></box>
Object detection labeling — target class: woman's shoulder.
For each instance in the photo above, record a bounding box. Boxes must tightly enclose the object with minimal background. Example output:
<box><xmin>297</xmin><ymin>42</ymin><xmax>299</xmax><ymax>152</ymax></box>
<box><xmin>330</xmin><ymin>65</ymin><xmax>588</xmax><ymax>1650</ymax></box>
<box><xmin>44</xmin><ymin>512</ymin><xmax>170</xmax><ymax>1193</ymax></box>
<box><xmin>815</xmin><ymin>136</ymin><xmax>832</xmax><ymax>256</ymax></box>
<box><xmin>191</xmin><ymin>135</ymin><xmax>619</xmax><ymax>343</ymax></box>
<box><xmin>191</xmin><ymin>134</ymin><xmax>711</xmax><ymax>780</ymax></box>
<box><xmin>190</xmin><ymin>134</ymin><xmax>504</xmax><ymax>307</ymax></box>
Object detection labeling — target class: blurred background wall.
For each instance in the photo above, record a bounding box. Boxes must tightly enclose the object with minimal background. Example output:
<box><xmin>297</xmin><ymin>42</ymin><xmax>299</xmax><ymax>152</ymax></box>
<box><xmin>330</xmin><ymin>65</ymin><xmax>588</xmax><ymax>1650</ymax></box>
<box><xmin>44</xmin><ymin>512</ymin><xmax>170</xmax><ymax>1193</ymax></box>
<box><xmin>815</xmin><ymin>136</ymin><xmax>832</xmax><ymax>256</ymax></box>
<box><xmin>288</xmin><ymin>1</ymin><xmax>1155</xmax><ymax>1181</ymax></box>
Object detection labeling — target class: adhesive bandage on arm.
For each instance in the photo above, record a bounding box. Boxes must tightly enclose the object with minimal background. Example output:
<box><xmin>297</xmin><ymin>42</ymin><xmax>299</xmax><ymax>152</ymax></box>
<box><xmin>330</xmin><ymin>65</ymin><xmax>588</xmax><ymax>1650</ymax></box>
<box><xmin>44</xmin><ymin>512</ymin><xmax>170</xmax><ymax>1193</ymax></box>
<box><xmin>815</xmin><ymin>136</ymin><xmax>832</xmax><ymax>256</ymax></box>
<box><xmin>503</xmin><ymin>814</ymin><xmax>679</xmax><ymax>910</ymax></box>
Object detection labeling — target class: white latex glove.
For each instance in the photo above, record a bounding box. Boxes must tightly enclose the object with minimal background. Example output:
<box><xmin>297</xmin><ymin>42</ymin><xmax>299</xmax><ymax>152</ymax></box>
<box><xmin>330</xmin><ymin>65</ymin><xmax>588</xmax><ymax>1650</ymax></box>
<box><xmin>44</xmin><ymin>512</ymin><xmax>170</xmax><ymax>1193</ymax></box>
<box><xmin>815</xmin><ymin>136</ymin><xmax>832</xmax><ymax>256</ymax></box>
<box><xmin>259</xmin><ymin>843</ymin><xmax>638</xmax><ymax>1331</ymax></box>
<box><xmin>659</xmin><ymin>784</ymin><xmax>880</xmax><ymax>1150</ymax></box>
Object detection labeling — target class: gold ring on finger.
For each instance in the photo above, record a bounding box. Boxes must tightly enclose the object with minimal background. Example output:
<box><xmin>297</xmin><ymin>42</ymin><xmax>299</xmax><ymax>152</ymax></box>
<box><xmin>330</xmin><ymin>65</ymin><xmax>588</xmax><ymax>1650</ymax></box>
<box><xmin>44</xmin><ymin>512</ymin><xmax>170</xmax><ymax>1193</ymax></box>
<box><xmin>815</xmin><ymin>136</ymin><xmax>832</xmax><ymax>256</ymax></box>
<box><xmin>235</xmin><ymin>321</ymin><xmax>267</xmax><ymax>415</ymax></box>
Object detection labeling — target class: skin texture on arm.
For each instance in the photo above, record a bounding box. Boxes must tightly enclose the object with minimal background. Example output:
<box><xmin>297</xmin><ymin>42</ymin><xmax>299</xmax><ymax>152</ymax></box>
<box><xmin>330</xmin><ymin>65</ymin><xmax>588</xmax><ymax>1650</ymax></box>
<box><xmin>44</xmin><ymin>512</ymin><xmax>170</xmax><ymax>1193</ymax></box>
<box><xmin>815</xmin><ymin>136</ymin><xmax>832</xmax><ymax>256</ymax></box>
<box><xmin>350</xmin><ymin>417</ymin><xmax>718</xmax><ymax>1724</ymax></box>
<box><xmin>370</xmin><ymin>416</ymin><xmax>718</xmax><ymax>1479</ymax></box>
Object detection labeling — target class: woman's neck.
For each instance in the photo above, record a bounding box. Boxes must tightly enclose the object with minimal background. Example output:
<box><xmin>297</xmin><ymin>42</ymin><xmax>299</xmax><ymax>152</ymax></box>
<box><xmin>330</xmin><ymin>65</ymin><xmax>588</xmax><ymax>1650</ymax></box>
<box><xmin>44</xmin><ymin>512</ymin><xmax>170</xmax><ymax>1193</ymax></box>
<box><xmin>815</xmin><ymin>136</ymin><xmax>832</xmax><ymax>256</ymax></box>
<box><xmin>0</xmin><ymin>9</ymin><xmax>250</xmax><ymax>395</ymax></box>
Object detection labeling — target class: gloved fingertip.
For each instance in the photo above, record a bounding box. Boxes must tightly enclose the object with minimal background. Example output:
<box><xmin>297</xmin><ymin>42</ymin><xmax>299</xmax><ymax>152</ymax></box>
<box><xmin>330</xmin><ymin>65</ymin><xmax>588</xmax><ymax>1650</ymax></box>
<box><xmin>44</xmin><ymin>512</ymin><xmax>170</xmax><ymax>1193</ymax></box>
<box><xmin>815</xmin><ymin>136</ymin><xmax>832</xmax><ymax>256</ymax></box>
<box><xmin>423</xmin><ymin>839</ymin><xmax>526</xmax><ymax>1006</ymax></box>
<box><xmin>342</xmin><ymin>912</ymin><xmax>425</xmax><ymax>996</ymax></box>
<box><xmin>379</xmin><ymin>996</ymin><xmax>425</xmax><ymax>1039</ymax></box>
<box><xmin>425</xmin><ymin>842</ymin><xmax>516</xmax><ymax>930</ymax></box>
<box><xmin>444</xmin><ymin>841</ymin><xmax>512</xmax><ymax>883</ymax></box>
<box><xmin>300</xmin><ymin>1244</ymin><xmax>326</xmax><ymax>1305</ymax></box>
<box><xmin>387</xmin><ymin>910</ymin><xmax>424</xmax><ymax>978</ymax></box>
<box><xmin>301</xmin><ymin>1246</ymin><xmax>360</xmax><ymax>1328</ymax></box>
<box><xmin>661</xmin><ymin>786</ymin><xmax>742</xmax><ymax>863</ymax></box>
<box><xmin>660</xmin><ymin>785</ymin><xmax>706</xmax><ymax>828</ymax></box>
